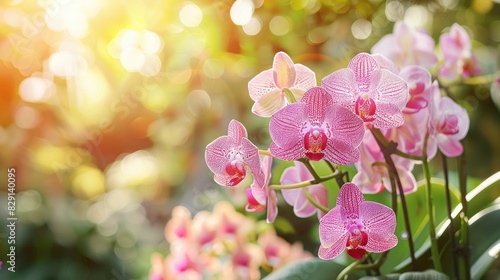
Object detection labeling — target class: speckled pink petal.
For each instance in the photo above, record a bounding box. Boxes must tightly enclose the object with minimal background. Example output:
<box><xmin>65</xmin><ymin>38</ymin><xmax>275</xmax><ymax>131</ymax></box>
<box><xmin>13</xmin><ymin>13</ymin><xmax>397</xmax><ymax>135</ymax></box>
<box><xmin>251</xmin><ymin>89</ymin><xmax>286</xmax><ymax>117</ymax></box>
<box><xmin>269</xmin><ymin>142</ymin><xmax>305</xmax><ymax>161</ymax></box>
<box><xmin>439</xmin><ymin>97</ymin><xmax>469</xmax><ymax>139</ymax></box>
<box><xmin>266</xmin><ymin>189</ymin><xmax>278</xmax><ymax>223</ymax></box>
<box><xmin>318</xmin><ymin>235</ymin><xmax>349</xmax><ymax>260</ymax></box>
<box><xmin>376</xmin><ymin>70</ymin><xmax>409</xmax><ymax>109</ymax></box>
<box><xmin>228</xmin><ymin>119</ymin><xmax>247</xmax><ymax>144</ymax></box>
<box><xmin>372</xmin><ymin>54</ymin><xmax>399</xmax><ymax>73</ymax></box>
<box><xmin>269</xmin><ymin>103</ymin><xmax>306</xmax><ymax>150</ymax></box>
<box><xmin>324</xmin><ymin>139</ymin><xmax>360</xmax><ymax>166</ymax></box>
<box><xmin>321</xmin><ymin>68</ymin><xmax>357</xmax><ymax>108</ymax></box>
<box><xmin>273</xmin><ymin>52</ymin><xmax>296</xmax><ymax>89</ymax></box>
<box><xmin>372</xmin><ymin>102</ymin><xmax>404</xmax><ymax>129</ymax></box>
<box><xmin>205</xmin><ymin>136</ymin><xmax>235</xmax><ymax>174</ymax></box>
<box><xmin>241</xmin><ymin>138</ymin><xmax>265</xmax><ymax>187</ymax></box>
<box><xmin>337</xmin><ymin>183</ymin><xmax>364</xmax><ymax>219</ymax></box>
<box><xmin>348</xmin><ymin>53</ymin><xmax>380</xmax><ymax>91</ymax></box>
<box><xmin>248</xmin><ymin>69</ymin><xmax>276</xmax><ymax>101</ymax></box>
<box><xmin>364</xmin><ymin>232</ymin><xmax>398</xmax><ymax>253</ymax></box>
<box><xmin>359</xmin><ymin>201</ymin><xmax>396</xmax><ymax>235</ymax></box>
<box><xmin>302</xmin><ymin>87</ymin><xmax>333</xmax><ymax>125</ymax></box>
<box><xmin>319</xmin><ymin>206</ymin><xmax>347</xmax><ymax>247</ymax></box>
<box><xmin>327</xmin><ymin>105</ymin><xmax>364</xmax><ymax>149</ymax></box>
<box><xmin>292</xmin><ymin>63</ymin><xmax>317</xmax><ymax>90</ymax></box>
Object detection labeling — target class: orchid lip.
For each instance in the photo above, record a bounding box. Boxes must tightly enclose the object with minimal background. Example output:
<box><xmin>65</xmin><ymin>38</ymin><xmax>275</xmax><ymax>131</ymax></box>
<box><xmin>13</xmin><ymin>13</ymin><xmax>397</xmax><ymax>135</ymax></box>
<box><xmin>304</xmin><ymin>127</ymin><xmax>328</xmax><ymax>161</ymax></box>
<box><xmin>355</xmin><ymin>95</ymin><xmax>376</xmax><ymax>122</ymax></box>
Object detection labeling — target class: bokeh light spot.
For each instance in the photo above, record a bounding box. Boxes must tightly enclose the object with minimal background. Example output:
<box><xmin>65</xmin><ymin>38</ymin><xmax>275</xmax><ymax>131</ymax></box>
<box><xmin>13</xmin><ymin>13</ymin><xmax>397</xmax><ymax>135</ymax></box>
<box><xmin>385</xmin><ymin>1</ymin><xmax>405</xmax><ymax>22</ymax></box>
<box><xmin>187</xmin><ymin>90</ymin><xmax>211</xmax><ymax>117</ymax></box>
<box><xmin>15</xmin><ymin>106</ymin><xmax>40</xmax><ymax>129</ymax></box>
<box><xmin>180</xmin><ymin>2</ymin><xmax>203</xmax><ymax>27</ymax></box>
<box><xmin>351</xmin><ymin>19</ymin><xmax>372</xmax><ymax>40</ymax></box>
<box><xmin>404</xmin><ymin>6</ymin><xmax>429</xmax><ymax>27</ymax></box>
<box><xmin>138</xmin><ymin>54</ymin><xmax>162</xmax><ymax>77</ymax></box>
<box><xmin>230</xmin><ymin>0</ymin><xmax>255</xmax><ymax>26</ymax></box>
<box><xmin>19</xmin><ymin>77</ymin><xmax>55</xmax><ymax>103</ymax></box>
<box><xmin>269</xmin><ymin>16</ymin><xmax>290</xmax><ymax>36</ymax></box>
<box><xmin>203</xmin><ymin>58</ymin><xmax>225</xmax><ymax>79</ymax></box>
<box><xmin>72</xmin><ymin>166</ymin><xmax>106</xmax><ymax>198</ymax></box>
<box><xmin>242</xmin><ymin>16</ymin><xmax>262</xmax><ymax>36</ymax></box>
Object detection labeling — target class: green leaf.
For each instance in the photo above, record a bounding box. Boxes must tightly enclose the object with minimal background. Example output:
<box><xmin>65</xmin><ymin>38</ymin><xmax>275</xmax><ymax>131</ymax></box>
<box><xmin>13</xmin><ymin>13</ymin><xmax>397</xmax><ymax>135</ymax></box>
<box><xmin>468</xmin><ymin>204</ymin><xmax>500</xmax><ymax>279</ymax></box>
<box><xmin>262</xmin><ymin>258</ymin><xmax>360</xmax><ymax>280</ymax></box>
<box><xmin>360</xmin><ymin>269</ymin><xmax>449</xmax><ymax>280</ymax></box>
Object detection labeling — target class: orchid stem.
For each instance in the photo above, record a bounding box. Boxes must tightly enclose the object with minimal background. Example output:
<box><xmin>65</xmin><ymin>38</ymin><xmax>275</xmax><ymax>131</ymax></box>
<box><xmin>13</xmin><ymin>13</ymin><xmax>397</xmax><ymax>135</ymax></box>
<box><xmin>441</xmin><ymin>152</ymin><xmax>459</xmax><ymax>279</ymax></box>
<box><xmin>299</xmin><ymin>158</ymin><xmax>322</xmax><ymax>182</ymax></box>
<box><xmin>371</xmin><ymin>128</ymin><xmax>422</xmax><ymax>161</ymax></box>
<box><xmin>422</xmin><ymin>131</ymin><xmax>443</xmax><ymax>272</ymax></box>
<box><xmin>303</xmin><ymin>188</ymin><xmax>329</xmax><ymax>213</ymax></box>
<box><xmin>336</xmin><ymin>252</ymin><xmax>388</xmax><ymax>280</ymax></box>
<box><xmin>269</xmin><ymin>170</ymin><xmax>344</xmax><ymax>190</ymax></box>
<box><xmin>371</xmin><ymin>129</ymin><xmax>415</xmax><ymax>269</ymax></box>
<box><xmin>258</xmin><ymin>150</ymin><xmax>272</xmax><ymax>156</ymax></box>
<box><xmin>458</xmin><ymin>145</ymin><xmax>471</xmax><ymax>280</ymax></box>
<box><xmin>283</xmin><ymin>88</ymin><xmax>297</xmax><ymax>103</ymax></box>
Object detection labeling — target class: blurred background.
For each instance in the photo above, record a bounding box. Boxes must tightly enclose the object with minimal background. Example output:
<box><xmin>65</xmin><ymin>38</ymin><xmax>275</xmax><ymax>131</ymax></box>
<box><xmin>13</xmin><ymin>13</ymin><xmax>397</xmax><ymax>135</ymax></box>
<box><xmin>0</xmin><ymin>0</ymin><xmax>499</xmax><ymax>279</ymax></box>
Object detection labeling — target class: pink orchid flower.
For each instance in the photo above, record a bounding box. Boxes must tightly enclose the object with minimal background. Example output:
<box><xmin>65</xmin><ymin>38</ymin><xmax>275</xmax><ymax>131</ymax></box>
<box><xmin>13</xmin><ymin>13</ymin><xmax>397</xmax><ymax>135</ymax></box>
<box><xmin>245</xmin><ymin>155</ymin><xmax>278</xmax><ymax>223</ymax></box>
<box><xmin>269</xmin><ymin>86</ymin><xmax>364</xmax><ymax>164</ymax></box>
<box><xmin>439</xmin><ymin>23</ymin><xmax>480</xmax><ymax>80</ymax></box>
<box><xmin>318</xmin><ymin>183</ymin><xmax>398</xmax><ymax>260</ymax></box>
<box><xmin>280</xmin><ymin>161</ymin><xmax>328</xmax><ymax>218</ymax></box>
<box><xmin>427</xmin><ymin>83</ymin><xmax>470</xmax><ymax>159</ymax></box>
<box><xmin>322</xmin><ymin>53</ymin><xmax>409</xmax><ymax>129</ymax></box>
<box><xmin>371</xmin><ymin>21</ymin><xmax>438</xmax><ymax>68</ymax></box>
<box><xmin>248</xmin><ymin>52</ymin><xmax>316</xmax><ymax>117</ymax></box>
<box><xmin>372</xmin><ymin>54</ymin><xmax>433</xmax><ymax>114</ymax></box>
<box><xmin>205</xmin><ymin>120</ymin><xmax>264</xmax><ymax>187</ymax></box>
<box><xmin>352</xmin><ymin>131</ymin><xmax>417</xmax><ymax>194</ymax></box>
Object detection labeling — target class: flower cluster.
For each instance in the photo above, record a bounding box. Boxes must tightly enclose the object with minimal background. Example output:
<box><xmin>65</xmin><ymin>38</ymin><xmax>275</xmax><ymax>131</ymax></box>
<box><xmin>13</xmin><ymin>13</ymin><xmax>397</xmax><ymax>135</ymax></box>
<box><xmin>149</xmin><ymin>202</ymin><xmax>312</xmax><ymax>280</ymax></box>
<box><xmin>204</xmin><ymin>21</ymin><xmax>475</xmax><ymax>262</ymax></box>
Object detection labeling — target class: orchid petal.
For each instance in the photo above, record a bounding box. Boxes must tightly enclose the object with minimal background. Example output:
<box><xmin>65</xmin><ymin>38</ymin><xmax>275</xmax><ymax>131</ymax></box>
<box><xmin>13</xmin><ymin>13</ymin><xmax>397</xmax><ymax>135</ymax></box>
<box><xmin>348</xmin><ymin>53</ymin><xmax>380</xmax><ymax>91</ymax></box>
<box><xmin>376</xmin><ymin>70</ymin><xmax>409</xmax><ymax>109</ymax></box>
<box><xmin>324</xmin><ymin>139</ymin><xmax>360</xmax><ymax>166</ymax></box>
<box><xmin>437</xmin><ymin>136</ymin><xmax>463</xmax><ymax>158</ymax></box>
<box><xmin>321</xmin><ymin>68</ymin><xmax>357</xmax><ymax>108</ymax></box>
<box><xmin>292</xmin><ymin>63</ymin><xmax>317</xmax><ymax>90</ymax></box>
<box><xmin>228</xmin><ymin>119</ymin><xmax>247</xmax><ymax>144</ymax></box>
<box><xmin>266</xmin><ymin>190</ymin><xmax>278</xmax><ymax>223</ymax></box>
<box><xmin>319</xmin><ymin>206</ymin><xmax>347</xmax><ymax>247</ymax></box>
<box><xmin>359</xmin><ymin>201</ymin><xmax>397</xmax><ymax>235</ymax></box>
<box><xmin>241</xmin><ymin>138</ymin><xmax>265</xmax><ymax>187</ymax></box>
<box><xmin>269</xmin><ymin>103</ymin><xmax>306</xmax><ymax>150</ymax></box>
<box><xmin>273</xmin><ymin>52</ymin><xmax>296</xmax><ymax>89</ymax></box>
<box><xmin>327</xmin><ymin>105</ymin><xmax>364</xmax><ymax>148</ymax></box>
<box><xmin>251</xmin><ymin>90</ymin><xmax>286</xmax><ymax>117</ymax></box>
<box><xmin>372</xmin><ymin>102</ymin><xmax>404</xmax><ymax>129</ymax></box>
<box><xmin>205</xmin><ymin>136</ymin><xmax>235</xmax><ymax>174</ymax></box>
<box><xmin>302</xmin><ymin>87</ymin><xmax>333</xmax><ymax>125</ymax></box>
<box><xmin>364</xmin><ymin>233</ymin><xmax>398</xmax><ymax>253</ymax></box>
<box><xmin>318</xmin><ymin>236</ymin><xmax>349</xmax><ymax>260</ymax></box>
<box><xmin>337</xmin><ymin>183</ymin><xmax>364</xmax><ymax>218</ymax></box>
<box><xmin>248</xmin><ymin>69</ymin><xmax>276</xmax><ymax>101</ymax></box>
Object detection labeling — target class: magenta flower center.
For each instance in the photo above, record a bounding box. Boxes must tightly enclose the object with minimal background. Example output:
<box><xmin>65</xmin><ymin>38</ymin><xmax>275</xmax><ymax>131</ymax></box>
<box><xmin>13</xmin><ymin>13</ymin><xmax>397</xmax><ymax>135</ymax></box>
<box><xmin>174</xmin><ymin>225</ymin><xmax>188</xmax><ymax>239</ymax></box>
<box><xmin>355</xmin><ymin>94</ymin><xmax>376</xmax><ymax>122</ymax></box>
<box><xmin>304</xmin><ymin>127</ymin><xmax>328</xmax><ymax>161</ymax></box>
<box><xmin>344</xmin><ymin>220</ymin><xmax>368</xmax><ymax>260</ymax></box>
<box><xmin>438</xmin><ymin>113</ymin><xmax>459</xmax><ymax>135</ymax></box>
<box><xmin>225</xmin><ymin>159</ymin><xmax>247</xmax><ymax>186</ymax></box>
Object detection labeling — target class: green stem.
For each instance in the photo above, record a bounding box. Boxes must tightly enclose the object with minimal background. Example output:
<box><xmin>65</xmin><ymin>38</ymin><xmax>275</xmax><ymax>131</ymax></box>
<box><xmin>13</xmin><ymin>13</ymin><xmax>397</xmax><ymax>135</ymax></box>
<box><xmin>422</xmin><ymin>131</ymin><xmax>443</xmax><ymax>272</ymax></box>
<box><xmin>458</xmin><ymin>146</ymin><xmax>471</xmax><ymax>280</ymax></box>
<box><xmin>372</xmin><ymin>133</ymin><xmax>416</xmax><ymax>270</ymax></box>
<box><xmin>269</xmin><ymin>170</ymin><xmax>344</xmax><ymax>190</ymax></box>
<box><xmin>371</xmin><ymin>128</ymin><xmax>423</xmax><ymax>161</ymax></box>
<box><xmin>324</xmin><ymin>160</ymin><xmax>346</xmax><ymax>188</ymax></box>
<box><xmin>303</xmin><ymin>188</ymin><xmax>329</xmax><ymax>213</ymax></box>
<box><xmin>283</xmin><ymin>88</ymin><xmax>297</xmax><ymax>103</ymax></box>
<box><xmin>336</xmin><ymin>252</ymin><xmax>389</xmax><ymax>280</ymax></box>
<box><xmin>258</xmin><ymin>150</ymin><xmax>272</xmax><ymax>156</ymax></box>
<box><xmin>299</xmin><ymin>158</ymin><xmax>322</xmax><ymax>182</ymax></box>
<box><xmin>441</xmin><ymin>152</ymin><xmax>459</xmax><ymax>279</ymax></box>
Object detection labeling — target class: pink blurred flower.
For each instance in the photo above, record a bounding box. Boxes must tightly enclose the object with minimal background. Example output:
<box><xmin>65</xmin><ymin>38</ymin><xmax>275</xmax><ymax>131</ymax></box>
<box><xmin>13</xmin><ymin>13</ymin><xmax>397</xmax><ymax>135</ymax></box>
<box><xmin>322</xmin><ymin>53</ymin><xmax>409</xmax><ymax>129</ymax></box>
<box><xmin>439</xmin><ymin>23</ymin><xmax>480</xmax><ymax>80</ymax></box>
<box><xmin>164</xmin><ymin>206</ymin><xmax>192</xmax><ymax>243</ymax></box>
<box><xmin>280</xmin><ymin>161</ymin><xmax>328</xmax><ymax>218</ymax></box>
<box><xmin>318</xmin><ymin>183</ymin><xmax>398</xmax><ymax>260</ymax></box>
<box><xmin>371</xmin><ymin>21</ymin><xmax>438</xmax><ymax>68</ymax></box>
<box><xmin>257</xmin><ymin>229</ymin><xmax>312</xmax><ymax>269</ymax></box>
<box><xmin>352</xmin><ymin>131</ymin><xmax>417</xmax><ymax>194</ymax></box>
<box><xmin>427</xmin><ymin>83</ymin><xmax>470</xmax><ymax>158</ymax></box>
<box><xmin>245</xmin><ymin>155</ymin><xmax>278</xmax><ymax>223</ymax></box>
<box><xmin>248</xmin><ymin>52</ymin><xmax>316</xmax><ymax>117</ymax></box>
<box><xmin>205</xmin><ymin>120</ymin><xmax>264</xmax><ymax>187</ymax></box>
<box><xmin>269</xmin><ymin>86</ymin><xmax>364</xmax><ymax>164</ymax></box>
